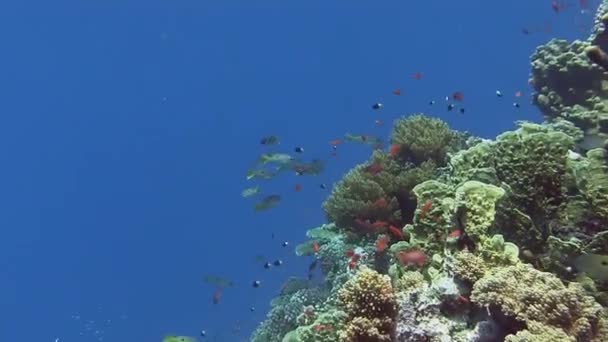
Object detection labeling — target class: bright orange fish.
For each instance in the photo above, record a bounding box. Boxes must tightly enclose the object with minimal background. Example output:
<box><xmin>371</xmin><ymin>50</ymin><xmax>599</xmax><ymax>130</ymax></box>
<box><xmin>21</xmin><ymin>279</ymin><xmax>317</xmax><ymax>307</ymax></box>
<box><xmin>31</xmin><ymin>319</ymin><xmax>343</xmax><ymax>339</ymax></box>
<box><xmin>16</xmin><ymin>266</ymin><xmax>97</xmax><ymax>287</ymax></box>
<box><xmin>328</xmin><ymin>139</ymin><xmax>342</xmax><ymax>146</ymax></box>
<box><xmin>388</xmin><ymin>225</ymin><xmax>403</xmax><ymax>240</ymax></box>
<box><xmin>312</xmin><ymin>241</ymin><xmax>319</xmax><ymax>253</ymax></box>
<box><xmin>448</xmin><ymin>229</ymin><xmax>462</xmax><ymax>238</ymax></box>
<box><xmin>393</xmin><ymin>89</ymin><xmax>401</xmax><ymax>96</ymax></box>
<box><xmin>389</xmin><ymin>144</ymin><xmax>400</xmax><ymax>158</ymax></box>
<box><xmin>212</xmin><ymin>289</ymin><xmax>222</xmax><ymax>304</ymax></box>
<box><xmin>376</xmin><ymin>235</ymin><xmax>389</xmax><ymax>252</ymax></box>
<box><xmin>371</xmin><ymin>221</ymin><xmax>389</xmax><ymax>229</ymax></box>
<box><xmin>411</xmin><ymin>72</ymin><xmax>422</xmax><ymax>80</ymax></box>
<box><xmin>515</xmin><ymin>91</ymin><xmax>522</xmax><ymax>97</ymax></box>
<box><xmin>452</xmin><ymin>91</ymin><xmax>464</xmax><ymax>101</ymax></box>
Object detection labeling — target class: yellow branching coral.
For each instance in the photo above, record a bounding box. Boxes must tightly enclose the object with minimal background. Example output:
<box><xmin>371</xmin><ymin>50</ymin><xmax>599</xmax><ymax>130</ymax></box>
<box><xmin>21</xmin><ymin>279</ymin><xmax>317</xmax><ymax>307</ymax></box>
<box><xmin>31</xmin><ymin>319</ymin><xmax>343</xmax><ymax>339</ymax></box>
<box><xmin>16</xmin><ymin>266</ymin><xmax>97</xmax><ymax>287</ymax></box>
<box><xmin>337</xmin><ymin>266</ymin><xmax>397</xmax><ymax>342</ymax></box>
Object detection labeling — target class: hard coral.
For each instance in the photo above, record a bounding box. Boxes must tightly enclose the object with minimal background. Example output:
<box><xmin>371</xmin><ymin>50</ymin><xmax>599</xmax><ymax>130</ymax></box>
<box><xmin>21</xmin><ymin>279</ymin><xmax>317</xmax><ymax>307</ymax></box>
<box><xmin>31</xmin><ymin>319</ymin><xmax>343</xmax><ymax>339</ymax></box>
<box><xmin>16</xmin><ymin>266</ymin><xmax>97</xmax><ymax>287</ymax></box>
<box><xmin>251</xmin><ymin>287</ymin><xmax>328</xmax><ymax>342</ymax></box>
<box><xmin>472</xmin><ymin>263</ymin><xmax>608</xmax><ymax>342</ymax></box>
<box><xmin>391</xmin><ymin>114</ymin><xmax>462</xmax><ymax>165</ymax></box>
<box><xmin>337</xmin><ymin>266</ymin><xmax>397</xmax><ymax>342</ymax></box>
<box><xmin>323</xmin><ymin>150</ymin><xmax>435</xmax><ymax>233</ymax></box>
<box><xmin>530</xmin><ymin>39</ymin><xmax>608</xmax><ymax>121</ymax></box>
<box><xmin>571</xmin><ymin>148</ymin><xmax>608</xmax><ymax>222</ymax></box>
<box><xmin>455</xmin><ymin>181</ymin><xmax>505</xmax><ymax>242</ymax></box>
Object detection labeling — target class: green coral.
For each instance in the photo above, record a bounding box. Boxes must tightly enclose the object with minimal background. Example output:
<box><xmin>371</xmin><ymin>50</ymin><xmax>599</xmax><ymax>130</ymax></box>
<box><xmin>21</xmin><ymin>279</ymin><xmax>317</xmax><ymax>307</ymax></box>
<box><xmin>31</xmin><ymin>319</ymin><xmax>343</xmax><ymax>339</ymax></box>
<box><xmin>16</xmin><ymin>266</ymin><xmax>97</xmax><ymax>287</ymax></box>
<box><xmin>571</xmin><ymin>148</ymin><xmax>608</xmax><ymax>221</ymax></box>
<box><xmin>472</xmin><ymin>263</ymin><xmax>608</xmax><ymax>341</ymax></box>
<box><xmin>451</xmin><ymin>235</ymin><xmax>519</xmax><ymax>284</ymax></box>
<box><xmin>448</xmin><ymin>140</ymin><xmax>498</xmax><ymax>185</ymax></box>
<box><xmin>323</xmin><ymin>150</ymin><xmax>435</xmax><ymax>232</ymax></box>
<box><xmin>452</xmin><ymin>251</ymin><xmax>488</xmax><ymax>283</ymax></box>
<box><xmin>455</xmin><ymin>181</ymin><xmax>505</xmax><ymax>242</ymax></box>
<box><xmin>391</xmin><ymin>114</ymin><xmax>462</xmax><ymax>165</ymax></box>
<box><xmin>478</xmin><ymin>234</ymin><xmax>520</xmax><ymax>265</ymax></box>
<box><xmin>291</xmin><ymin>310</ymin><xmax>347</xmax><ymax>342</ymax></box>
<box><xmin>505</xmin><ymin>322</ymin><xmax>574</xmax><ymax>342</ymax></box>
<box><xmin>251</xmin><ymin>287</ymin><xmax>328</xmax><ymax>342</ymax></box>
<box><xmin>530</xmin><ymin>39</ymin><xmax>608</xmax><ymax>121</ymax></box>
<box><xmin>408</xmin><ymin>180</ymin><xmax>453</xmax><ymax>253</ymax></box>
<box><xmin>296</xmin><ymin>223</ymin><xmax>340</xmax><ymax>256</ymax></box>
<box><xmin>494</xmin><ymin>123</ymin><xmax>573</xmax><ymax>218</ymax></box>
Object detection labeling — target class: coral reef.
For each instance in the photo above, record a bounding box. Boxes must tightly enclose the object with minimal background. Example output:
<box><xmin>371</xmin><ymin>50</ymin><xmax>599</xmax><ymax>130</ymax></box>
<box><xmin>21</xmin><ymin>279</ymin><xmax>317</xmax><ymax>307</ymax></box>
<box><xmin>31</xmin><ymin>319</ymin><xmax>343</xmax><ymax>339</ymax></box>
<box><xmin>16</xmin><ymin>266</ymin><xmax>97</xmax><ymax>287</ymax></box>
<box><xmin>249</xmin><ymin>4</ymin><xmax>608</xmax><ymax>341</ymax></box>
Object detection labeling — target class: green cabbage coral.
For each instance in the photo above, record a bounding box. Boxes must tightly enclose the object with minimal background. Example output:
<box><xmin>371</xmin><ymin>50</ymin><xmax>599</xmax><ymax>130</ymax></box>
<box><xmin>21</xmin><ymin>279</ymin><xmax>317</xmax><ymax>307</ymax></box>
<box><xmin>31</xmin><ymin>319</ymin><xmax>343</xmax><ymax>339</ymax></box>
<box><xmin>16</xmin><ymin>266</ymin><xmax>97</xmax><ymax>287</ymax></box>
<box><xmin>455</xmin><ymin>181</ymin><xmax>505</xmax><ymax>242</ymax></box>
<box><xmin>391</xmin><ymin>114</ymin><xmax>461</xmax><ymax>165</ymax></box>
<box><xmin>472</xmin><ymin>263</ymin><xmax>608</xmax><ymax>341</ymax></box>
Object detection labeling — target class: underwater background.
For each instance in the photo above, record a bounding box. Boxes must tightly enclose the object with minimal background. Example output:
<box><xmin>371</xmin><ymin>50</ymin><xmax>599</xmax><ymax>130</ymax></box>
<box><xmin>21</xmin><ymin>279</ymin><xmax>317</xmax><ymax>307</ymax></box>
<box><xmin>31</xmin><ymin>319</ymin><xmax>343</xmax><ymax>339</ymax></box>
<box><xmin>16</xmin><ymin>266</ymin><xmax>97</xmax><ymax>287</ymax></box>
<box><xmin>1</xmin><ymin>1</ymin><xmax>605</xmax><ymax>341</ymax></box>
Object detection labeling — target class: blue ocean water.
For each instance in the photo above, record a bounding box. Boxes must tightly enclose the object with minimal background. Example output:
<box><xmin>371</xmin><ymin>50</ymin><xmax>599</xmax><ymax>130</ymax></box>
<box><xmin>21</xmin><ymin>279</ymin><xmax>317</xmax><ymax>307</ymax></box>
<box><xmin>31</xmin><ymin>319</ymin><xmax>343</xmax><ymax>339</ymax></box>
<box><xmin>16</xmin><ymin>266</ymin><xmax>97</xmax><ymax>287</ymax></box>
<box><xmin>0</xmin><ymin>1</ymin><xmax>595</xmax><ymax>341</ymax></box>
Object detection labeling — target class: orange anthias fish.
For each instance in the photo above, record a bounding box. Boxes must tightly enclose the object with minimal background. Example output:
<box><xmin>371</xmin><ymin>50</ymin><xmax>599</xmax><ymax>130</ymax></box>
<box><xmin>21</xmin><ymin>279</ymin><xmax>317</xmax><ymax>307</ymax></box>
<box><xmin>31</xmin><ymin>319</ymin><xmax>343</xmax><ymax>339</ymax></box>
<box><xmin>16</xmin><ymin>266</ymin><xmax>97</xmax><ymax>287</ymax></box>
<box><xmin>376</xmin><ymin>235</ymin><xmax>389</xmax><ymax>253</ymax></box>
<box><xmin>393</xmin><ymin>89</ymin><xmax>401</xmax><ymax>96</ymax></box>
<box><xmin>389</xmin><ymin>144</ymin><xmax>400</xmax><ymax>158</ymax></box>
<box><xmin>313</xmin><ymin>324</ymin><xmax>334</xmax><ymax>333</ymax></box>
<box><xmin>448</xmin><ymin>229</ymin><xmax>462</xmax><ymax>239</ymax></box>
<box><xmin>365</xmin><ymin>162</ymin><xmax>384</xmax><ymax>175</ymax></box>
<box><xmin>347</xmin><ymin>252</ymin><xmax>361</xmax><ymax>269</ymax></box>
<box><xmin>411</xmin><ymin>72</ymin><xmax>423</xmax><ymax>80</ymax></box>
<box><xmin>388</xmin><ymin>225</ymin><xmax>403</xmax><ymax>240</ymax></box>
<box><xmin>371</xmin><ymin>221</ymin><xmax>389</xmax><ymax>230</ymax></box>
<box><xmin>212</xmin><ymin>289</ymin><xmax>222</xmax><ymax>304</ymax></box>
<box><xmin>373</xmin><ymin>198</ymin><xmax>387</xmax><ymax>208</ymax></box>
<box><xmin>419</xmin><ymin>200</ymin><xmax>432</xmax><ymax>219</ymax></box>
<box><xmin>452</xmin><ymin>91</ymin><xmax>464</xmax><ymax>101</ymax></box>
<box><xmin>329</xmin><ymin>139</ymin><xmax>342</xmax><ymax>146</ymax></box>
<box><xmin>353</xmin><ymin>218</ymin><xmax>378</xmax><ymax>234</ymax></box>
<box><xmin>396</xmin><ymin>249</ymin><xmax>427</xmax><ymax>267</ymax></box>
<box><xmin>515</xmin><ymin>91</ymin><xmax>523</xmax><ymax>97</ymax></box>
<box><xmin>312</xmin><ymin>241</ymin><xmax>319</xmax><ymax>253</ymax></box>
<box><xmin>295</xmin><ymin>184</ymin><xmax>302</xmax><ymax>192</ymax></box>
